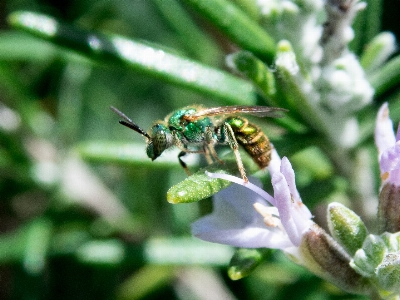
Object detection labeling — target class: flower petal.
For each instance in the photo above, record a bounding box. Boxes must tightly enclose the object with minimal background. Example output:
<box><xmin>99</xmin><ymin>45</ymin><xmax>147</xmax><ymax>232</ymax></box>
<box><xmin>380</xmin><ymin>142</ymin><xmax>400</xmax><ymax>185</ymax></box>
<box><xmin>280</xmin><ymin>157</ymin><xmax>300</xmax><ymax>201</ymax></box>
<box><xmin>197</xmin><ymin>158</ymin><xmax>314</xmax><ymax>251</ymax></box>
<box><xmin>380</xmin><ymin>143</ymin><xmax>400</xmax><ymax>173</ymax></box>
<box><xmin>272</xmin><ymin>172</ymin><xmax>302</xmax><ymax>246</ymax></box>
<box><xmin>191</xmin><ymin>177</ymin><xmax>292</xmax><ymax>249</ymax></box>
<box><xmin>206</xmin><ymin>171</ymin><xmax>276</xmax><ymax>206</ymax></box>
<box><xmin>267</xmin><ymin>147</ymin><xmax>282</xmax><ymax>177</ymax></box>
<box><xmin>192</xmin><ymin>224</ymin><xmax>292</xmax><ymax>248</ymax></box>
<box><xmin>375</xmin><ymin>103</ymin><xmax>396</xmax><ymax>155</ymax></box>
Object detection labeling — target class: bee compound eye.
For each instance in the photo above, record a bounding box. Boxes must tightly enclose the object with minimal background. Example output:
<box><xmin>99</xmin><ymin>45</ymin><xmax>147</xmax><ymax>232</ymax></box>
<box><xmin>146</xmin><ymin>142</ymin><xmax>155</xmax><ymax>160</ymax></box>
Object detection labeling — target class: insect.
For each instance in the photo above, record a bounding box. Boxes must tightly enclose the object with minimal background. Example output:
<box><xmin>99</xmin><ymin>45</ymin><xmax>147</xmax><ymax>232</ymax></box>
<box><xmin>111</xmin><ymin>105</ymin><xmax>287</xmax><ymax>182</ymax></box>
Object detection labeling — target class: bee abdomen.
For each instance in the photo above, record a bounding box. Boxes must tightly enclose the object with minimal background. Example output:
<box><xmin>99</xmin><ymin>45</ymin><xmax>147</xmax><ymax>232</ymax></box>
<box><xmin>236</xmin><ymin>127</ymin><xmax>272</xmax><ymax>169</ymax></box>
<box><xmin>226</xmin><ymin>117</ymin><xmax>272</xmax><ymax>169</ymax></box>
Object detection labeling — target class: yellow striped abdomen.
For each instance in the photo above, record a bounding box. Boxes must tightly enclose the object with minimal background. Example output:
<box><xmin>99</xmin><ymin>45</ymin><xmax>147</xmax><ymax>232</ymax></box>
<box><xmin>225</xmin><ymin>117</ymin><xmax>272</xmax><ymax>169</ymax></box>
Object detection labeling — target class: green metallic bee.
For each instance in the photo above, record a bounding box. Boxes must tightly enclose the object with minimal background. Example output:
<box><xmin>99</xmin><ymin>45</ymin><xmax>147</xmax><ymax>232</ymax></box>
<box><xmin>111</xmin><ymin>105</ymin><xmax>286</xmax><ymax>182</ymax></box>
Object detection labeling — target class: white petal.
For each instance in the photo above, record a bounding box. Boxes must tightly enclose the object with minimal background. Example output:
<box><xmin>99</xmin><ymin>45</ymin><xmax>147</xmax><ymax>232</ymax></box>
<box><xmin>281</xmin><ymin>158</ymin><xmax>313</xmax><ymax>220</ymax></box>
<box><xmin>267</xmin><ymin>147</ymin><xmax>281</xmax><ymax>177</ymax></box>
<box><xmin>272</xmin><ymin>173</ymin><xmax>302</xmax><ymax>246</ymax></box>
<box><xmin>191</xmin><ymin>178</ymin><xmax>292</xmax><ymax>249</ymax></box>
<box><xmin>375</xmin><ymin>103</ymin><xmax>396</xmax><ymax>155</ymax></box>
<box><xmin>206</xmin><ymin>172</ymin><xmax>276</xmax><ymax>206</ymax></box>
<box><xmin>192</xmin><ymin>222</ymin><xmax>292</xmax><ymax>249</ymax></box>
<box><xmin>280</xmin><ymin>157</ymin><xmax>301</xmax><ymax>201</ymax></box>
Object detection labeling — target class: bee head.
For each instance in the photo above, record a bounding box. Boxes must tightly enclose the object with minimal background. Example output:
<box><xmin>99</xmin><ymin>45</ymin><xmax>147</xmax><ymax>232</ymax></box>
<box><xmin>111</xmin><ymin>107</ymin><xmax>174</xmax><ymax>161</ymax></box>
<box><xmin>146</xmin><ymin>123</ymin><xmax>173</xmax><ymax>160</ymax></box>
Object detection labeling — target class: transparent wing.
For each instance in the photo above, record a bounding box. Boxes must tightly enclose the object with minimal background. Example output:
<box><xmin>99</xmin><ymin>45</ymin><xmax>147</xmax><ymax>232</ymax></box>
<box><xmin>184</xmin><ymin>106</ymin><xmax>288</xmax><ymax>121</ymax></box>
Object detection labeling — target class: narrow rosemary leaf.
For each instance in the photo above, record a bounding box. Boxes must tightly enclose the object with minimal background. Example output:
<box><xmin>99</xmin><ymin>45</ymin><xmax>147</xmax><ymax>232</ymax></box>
<box><xmin>369</xmin><ymin>55</ymin><xmax>400</xmax><ymax>96</ymax></box>
<box><xmin>8</xmin><ymin>11</ymin><xmax>257</xmax><ymax>105</ymax></box>
<box><xmin>76</xmin><ymin>141</ymin><xmax>189</xmax><ymax>168</ymax></box>
<box><xmin>182</xmin><ymin>0</ymin><xmax>275</xmax><ymax>63</ymax></box>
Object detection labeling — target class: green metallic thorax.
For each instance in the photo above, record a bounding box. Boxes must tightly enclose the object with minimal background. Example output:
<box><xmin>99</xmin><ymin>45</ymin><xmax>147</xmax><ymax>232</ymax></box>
<box><xmin>168</xmin><ymin>108</ymin><xmax>195</xmax><ymax>130</ymax></box>
<box><xmin>168</xmin><ymin>108</ymin><xmax>214</xmax><ymax>144</ymax></box>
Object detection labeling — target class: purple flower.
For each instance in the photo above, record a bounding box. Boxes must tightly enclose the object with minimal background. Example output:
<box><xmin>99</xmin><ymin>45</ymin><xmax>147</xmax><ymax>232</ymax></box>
<box><xmin>191</xmin><ymin>151</ymin><xmax>368</xmax><ymax>293</ymax></box>
<box><xmin>375</xmin><ymin>103</ymin><xmax>400</xmax><ymax>186</ymax></box>
<box><xmin>191</xmin><ymin>151</ymin><xmax>313</xmax><ymax>256</ymax></box>
<box><xmin>375</xmin><ymin>103</ymin><xmax>400</xmax><ymax>233</ymax></box>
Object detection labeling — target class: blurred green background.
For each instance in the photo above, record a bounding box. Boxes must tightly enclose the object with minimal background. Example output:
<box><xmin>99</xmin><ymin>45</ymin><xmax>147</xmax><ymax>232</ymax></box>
<box><xmin>0</xmin><ymin>0</ymin><xmax>398</xmax><ymax>299</ymax></box>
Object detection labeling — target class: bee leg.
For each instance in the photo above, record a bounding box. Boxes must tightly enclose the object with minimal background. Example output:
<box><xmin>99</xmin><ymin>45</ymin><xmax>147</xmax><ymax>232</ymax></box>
<box><xmin>207</xmin><ymin>144</ymin><xmax>224</xmax><ymax>165</ymax></box>
<box><xmin>224</xmin><ymin>123</ymin><xmax>248</xmax><ymax>183</ymax></box>
<box><xmin>204</xmin><ymin>128</ymin><xmax>222</xmax><ymax>164</ymax></box>
<box><xmin>174</xmin><ymin>132</ymin><xmax>205</xmax><ymax>155</ymax></box>
<box><xmin>178</xmin><ymin>151</ymin><xmax>192</xmax><ymax>176</ymax></box>
<box><xmin>202</xmin><ymin>146</ymin><xmax>214</xmax><ymax>164</ymax></box>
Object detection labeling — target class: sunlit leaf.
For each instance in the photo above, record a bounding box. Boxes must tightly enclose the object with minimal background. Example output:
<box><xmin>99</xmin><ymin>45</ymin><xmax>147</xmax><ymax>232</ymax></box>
<box><xmin>8</xmin><ymin>11</ymin><xmax>257</xmax><ymax>105</ymax></box>
<box><xmin>167</xmin><ymin>161</ymin><xmax>239</xmax><ymax>204</ymax></box>
<box><xmin>76</xmin><ymin>141</ymin><xmax>198</xmax><ymax>168</ymax></box>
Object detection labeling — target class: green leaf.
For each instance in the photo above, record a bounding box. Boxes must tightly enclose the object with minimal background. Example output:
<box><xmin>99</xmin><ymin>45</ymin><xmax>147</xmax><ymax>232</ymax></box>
<box><xmin>228</xmin><ymin>248</ymin><xmax>271</xmax><ymax>280</ymax></box>
<box><xmin>143</xmin><ymin>237</ymin><xmax>233</xmax><ymax>265</ymax></box>
<box><xmin>0</xmin><ymin>229</ymin><xmax>25</xmax><ymax>264</ymax></box>
<box><xmin>117</xmin><ymin>265</ymin><xmax>174</xmax><ymax>300</ymax></box>
<box><xmin>167</xmin><ymin>161</ymin><xmax>239</xmax><ymax>204</ymax></box>
<box><xmin>327</xmin><ymin>203</ymin><xmax>368</xmax><ymax>256</ymax></box>
<box><xmin>182</xmin><ymin>0</ymin><xmax>275</xmax><ymax>62</ymax></box>
<box><xmin>8</xmin><ymin>11</ymin><xmax>257</xmax><ymax>105</ymax></box>
<box><xmin>76</xmin><ymin>240</ymin><xmax>125</xmax><ymax>266</ymax></box>
<box><xmin>0</xmin><ymin>62</ymin><xmax>55</xmax><ymax>138</ymax></box>
<box><xmin>0</xmin><ymin>218</ymin><xmax>53</xmax><ymax>271</ymax></box>
<box><xmin>376</xmin><ymin>252</ymin><xmax>400</xmax><ymax>294</ymax></box>
<box><xmin>232</xmin><ymin>0</ymin><xmax>261</xmax><ymax>21</ymax></box>
<box><xmin>23</xmin><ymin>218</ymin><xmax>53</xmax><ymax>275</ymax></box>
<box><xmin>369</xmin><ymin>54</ymin><xmax>400</xmax><ymax>96</ymax></box>
<box><xmin>0</xmin><ymin>31</ymin><xmax>57</xmax><ymax>62</ymax></box>
<box><xmin>153</xmin><ymin>0</ymin><xmax>220</xmax><ymax>64</ymax></box>
<box><xmin>350</xmin><ymin>0</ymin><xmax>383</xmax><ymax>54</ymax></box>
<box><xmin>363</xmin><ymin>0</ymin><xmax>383</xmax><ymax>45</ymax></box>
<box><xmin>360</xmin><ymin>32</ymin><xmax>396</xmax><ymax>73</ymax></box>
<box><xmin>76</xmin><ymin>141</ymin><xmax>180</xmax><ymax>168</ymax></box>
<box><xmin>350</xmin><ymin>234</ymin><xmax>387</xmax><ymax>277</ymax></box>
<box><xmin>228</xmin><ymin>51</ymin><xmax>277</xmax><ymax>103</ymax></box>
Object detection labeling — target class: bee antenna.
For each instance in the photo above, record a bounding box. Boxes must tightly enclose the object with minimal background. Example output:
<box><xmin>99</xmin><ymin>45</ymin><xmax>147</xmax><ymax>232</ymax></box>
<box><xmin>110</xmin><ymin>106</ymin><xmax>151</xmax><ymax>140</ymax></box>
<box><xmin>119</xmin><ymin>120</ymin><xmax>151</xmax><ymax>139</ymax></box>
